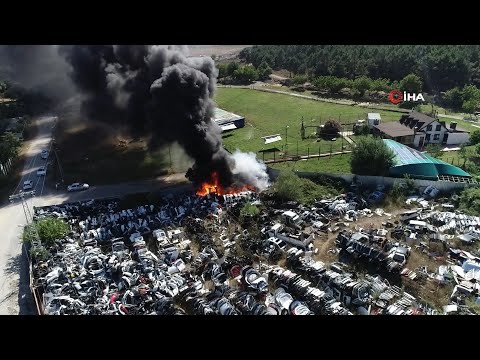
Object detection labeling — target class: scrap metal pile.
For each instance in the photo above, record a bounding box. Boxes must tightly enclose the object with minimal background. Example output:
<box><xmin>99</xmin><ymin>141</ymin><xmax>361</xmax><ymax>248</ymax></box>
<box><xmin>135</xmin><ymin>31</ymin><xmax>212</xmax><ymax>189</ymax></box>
<box><xmin>280</xmin><ymin>252</ymin><xmax>425</xmax><ymax>315</ymax></box>
<box><xmin>32</xmin><ymin>192</ymin><xmax>347</xmax><ymax>315</ymax></box>
<box><xmin>30</xmin><ymin>187</ymin><xmax>480</xmax><ymax>315</ymax></box>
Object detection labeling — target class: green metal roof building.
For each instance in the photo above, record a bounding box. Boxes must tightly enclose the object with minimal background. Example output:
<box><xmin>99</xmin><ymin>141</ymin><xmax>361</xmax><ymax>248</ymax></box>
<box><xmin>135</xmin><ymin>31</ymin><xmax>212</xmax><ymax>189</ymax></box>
<box><xmin>384</xmin><ymin>139</ymin><xmax>471</xmax><ymax>180</ymax></box>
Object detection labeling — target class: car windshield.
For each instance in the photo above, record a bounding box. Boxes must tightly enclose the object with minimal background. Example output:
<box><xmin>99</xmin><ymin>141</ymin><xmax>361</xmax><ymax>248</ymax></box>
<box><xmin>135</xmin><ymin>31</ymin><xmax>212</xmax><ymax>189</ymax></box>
<box><xmin>393</xmin><ymin>253</ymin><xmax>405</xmax><ymax>262</ymax></box>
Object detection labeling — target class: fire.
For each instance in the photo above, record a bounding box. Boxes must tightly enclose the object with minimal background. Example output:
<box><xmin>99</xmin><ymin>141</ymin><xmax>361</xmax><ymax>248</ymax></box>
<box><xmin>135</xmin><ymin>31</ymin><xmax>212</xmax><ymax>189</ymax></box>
<box><xmin>196</xmin><ymin>171</ymin><xmax>255</xmax><ymax>196</ymax></box>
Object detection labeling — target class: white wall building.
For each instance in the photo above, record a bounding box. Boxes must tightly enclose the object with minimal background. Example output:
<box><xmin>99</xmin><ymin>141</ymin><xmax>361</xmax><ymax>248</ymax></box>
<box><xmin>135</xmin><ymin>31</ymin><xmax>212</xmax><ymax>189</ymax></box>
<box><xmin>367</xmin><ymin>113</ymin><xmax>381</xmax><ymax>128</ymax></box>
<box><xmin>374</xmin><ymin>110</ymin><xmax>470</xmax><ymax>148</ymax></box>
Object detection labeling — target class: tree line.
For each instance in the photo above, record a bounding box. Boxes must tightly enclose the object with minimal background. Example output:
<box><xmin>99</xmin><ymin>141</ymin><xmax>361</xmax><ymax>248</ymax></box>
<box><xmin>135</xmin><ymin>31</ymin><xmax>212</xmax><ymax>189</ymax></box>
<box><xmin>217</xmin><ymin>62</ymin><xmax>272</xmax><ymax>84</ymax></box>
<box><xmin>239</xmin><ymin>45</ymin><xmax>480</xmax><ymax>92</ymax></box>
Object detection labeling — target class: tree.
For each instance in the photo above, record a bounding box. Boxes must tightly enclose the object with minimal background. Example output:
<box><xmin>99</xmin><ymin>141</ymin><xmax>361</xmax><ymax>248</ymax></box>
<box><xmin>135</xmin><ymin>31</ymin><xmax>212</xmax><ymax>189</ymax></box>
<box><xmin>470</xmin><ymin>130</ymin><xmax>480</xmax><ymax>145</ymax></box>
<box><xmin>292</xmin><ymin>75</ymin><xmax>309</xmax><ymax>86</ymax></box>
<box><xmin>462</xmin><ymin>98</ymin><xmax>478</xmax><ymax>118</ymax></box>
<box><xmin>286</xmin><ymin>58</ymin><xmax>300</xmax><ymax>77</ymax></box>
<box><xmin>0</xmin><ymin>81</ymin><xmax>7</xmax><ymax>94</ymax></box>
<box><xmin>370</xmin><ymin>78</ymin><xmax>391</xmax><ymax>92</ymax></box>
<box><xmin>462</xmin><ymin>84</ymin><xmax>480</xmax><ymax>103</ymax></box>
<box><xmin>312</xmin><ymin>76</ymin><xmax>349</xmax><ymax>94</ymax></box>
<box><xmin>350</xmin><ymin>136</ymin><xmax>395</xmax><ymax>176</ymax></box>
<box><xmin>443</xmin><ymin>87</ymin><xmax>464</xmax><ymax>109</ymax></box>
<box><xmin>226</xmin><ymin>62</ymin><xmax>240</xmax><ymax>77</ymax></box>
<box><xmin>425</xmin><ymin>144</ymin><xmax>442</xmax><ymax>158</ymax></box>
<box><xmin>353</xmin><ymin>76</ymin><xmax>371</xmax><ymax>97</ymax></box>
<box><xmin>217</xmin><ymin>64</ymin><xmax>228</xmax><ymax>79</ymax></box>
<box><xmin>400</xmin><ymin>73</ymin><xmax>423</xmax><ymax>93</ymax></box>
<box><xmin>0</xmin><ymin>132</ymin><xmax>22</xmax><ymax>164</ymax></box>
<box><xmin>233</xmin><ymin>65</ymin><xmax>258</xmax><ymax>84</ymax></box>
<box><xmin>241</xmin><ymin>45</ymin><xmax>480</xmax><ymax>91</ymax></box>
<box><xmin>321</xmin><ymin>119</ymin><xmax>342</xmax><ymax>138</ymax></box>
<box><xmin>458</xmin><ymin>143</ymin><xmax>472</xmax><ymax>167</ymax></box>
<box><xmin>23</xmin><ymin>218</ymin><xmax>70</xmax><ymax>247</ymax></box>
<box><xmin>257</xmin><ymin>61</ymin><xmax>272</xmax><ymax>80</ymax></box>
<box><xmin>459</xmin><ymin>187</ymin><xmax>480</xmax><ymax>216</ymax></box>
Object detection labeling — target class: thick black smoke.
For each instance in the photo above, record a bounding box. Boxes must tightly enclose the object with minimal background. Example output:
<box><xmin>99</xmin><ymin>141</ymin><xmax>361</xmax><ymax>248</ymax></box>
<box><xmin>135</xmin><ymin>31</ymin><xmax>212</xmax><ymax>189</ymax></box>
<box><xmin>0</xmin><ymin>45</ymin><xmax>74</xmax><ymax>102</ymax></box>
<box><xmin>0</xmin><ymin>45</ymin><xmax>269</xmax><ymax>190</ymax></box>
<box><xmin>58</xmin><ymin>45</ymin><xmax>236</xmax><ymax>188</ymax></box>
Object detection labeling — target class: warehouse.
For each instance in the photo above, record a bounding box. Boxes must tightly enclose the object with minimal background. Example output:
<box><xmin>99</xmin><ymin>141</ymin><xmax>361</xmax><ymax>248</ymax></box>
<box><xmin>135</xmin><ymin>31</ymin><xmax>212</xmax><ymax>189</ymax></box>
<box><xmin>384</xmin><ymin>139</ymin><xmax>471</xmax><ymax>181</ymax></box>
<box><xmin>213</xmin><ymin>108</ymin><xmax>245</xmax><ymax>132</ymax></box>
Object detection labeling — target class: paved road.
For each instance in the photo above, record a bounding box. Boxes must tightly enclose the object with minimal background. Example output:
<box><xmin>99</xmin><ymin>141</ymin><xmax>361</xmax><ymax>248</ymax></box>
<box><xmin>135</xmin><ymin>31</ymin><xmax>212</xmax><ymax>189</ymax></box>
<box><xmin>0</xmin><ymin>116</ymin><xmax>193</xmax><ymax>315</ymax></box>
<box><xmin>0</xmin><ymin>115</ymin><xmax>55</xmax><ymax>315</ymax></box>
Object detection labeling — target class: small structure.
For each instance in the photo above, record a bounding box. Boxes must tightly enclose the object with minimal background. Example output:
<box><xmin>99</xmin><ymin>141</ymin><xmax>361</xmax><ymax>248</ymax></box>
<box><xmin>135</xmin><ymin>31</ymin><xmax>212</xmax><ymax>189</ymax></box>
<box><xmin>367</xmin><ymin>113</ymin><xmax>381</xmax><ymax>128</ymax></box>
<box><xmin>262</xmin><ymin>134</ymin><xmax>282</xmax><ymax>145</ymax></box>
<box><xmin>212</xmin><ymin>108</ymin><xmax>245</xmax><ymax>132</ymax></box>
<box><xmin>372</xmin><ymin>122</ymin><xmax>415</xmax><ymax>145</ymax></box>
<box><xmin>384</xmin><ymin>139</ymin><xmax>471</xmax><ymax>180</ymax></box>
<box><xmin>373</xmin><ymin>110</ymin><xmax>470</xmax><ymax>147</ymax></box>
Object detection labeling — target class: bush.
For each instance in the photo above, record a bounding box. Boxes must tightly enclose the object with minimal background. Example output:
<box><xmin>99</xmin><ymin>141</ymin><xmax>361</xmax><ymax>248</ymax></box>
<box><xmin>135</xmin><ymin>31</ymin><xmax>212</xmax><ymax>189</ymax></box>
<box><xmin>388</xmin><ymin>175</ymin><xmax>416</xmax><ymax>205</ymax></box>
<box><xmin>292</xmin><ymin>75</ymin><xmax>309</xmax><ymax>86</ymax></box>
<box><xmin>23</xmin><ymin>218</ymin><xmax>70</xmax><ymax>247</ymax></box>
<box><xmin>272</xmin><ymin>171</ymin><xmax>340</xmax><ymax>205</ymax></box>
<box><xmin>425</xmin><ymin>144</ymin><xmax>442</xmax><ymax>158</ymax></box>
<box><xmin>459</xmin><ymin>187</ymin><xmax>480</xmax><ymax>216</ymax></box>
<box><xmin>320</xmin><ymin>119</ymin><xmax>342</xmax><ymax>138</ymax></box>
<box><xmin>240</xmin><ymin>203</ymin><xmax>260</xmax><ymax>217</ymax></box>
<box><xmin>470</xmin><ymin>131</ymin><xmax>480</xmax><ymax>145</ymax></box>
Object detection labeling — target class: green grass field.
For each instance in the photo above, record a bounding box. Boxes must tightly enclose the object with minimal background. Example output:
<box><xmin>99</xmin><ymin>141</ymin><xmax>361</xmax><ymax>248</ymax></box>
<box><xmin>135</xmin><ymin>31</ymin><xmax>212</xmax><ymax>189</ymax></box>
<box><xmin>215</xmin><ymin>87</ymin><xmax>480</xmax><ymax>171</ymax></box>
<box><xmin>269</xmin><ymin>154</ymin><xmax>352</xmax><ymax>173</ymax></box>
<box><xmin>436</xmin><ymin>145</ymin><xmax>476</xmax><ymax>167</ymax></box>
<box><xmin>215</xmin><ymin>88</ymin><xmax>404</xmax><ymax>160</ymax></box>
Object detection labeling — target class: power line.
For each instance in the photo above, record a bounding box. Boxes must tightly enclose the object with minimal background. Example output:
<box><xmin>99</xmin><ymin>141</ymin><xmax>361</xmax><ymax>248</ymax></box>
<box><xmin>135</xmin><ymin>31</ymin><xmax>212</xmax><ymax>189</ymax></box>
<box><xmin>9</xmin><ymin>191</ymin><xmax>42</xmax><ymax>251</ymax></box>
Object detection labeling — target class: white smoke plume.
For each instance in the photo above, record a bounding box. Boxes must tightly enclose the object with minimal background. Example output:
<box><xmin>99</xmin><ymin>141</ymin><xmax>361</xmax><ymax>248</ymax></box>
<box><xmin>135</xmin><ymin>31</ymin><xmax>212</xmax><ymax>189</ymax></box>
<box><xmin>231</xmin><ymin>150</ymin><xmax>270</xmax><ymax>191</ymax></box>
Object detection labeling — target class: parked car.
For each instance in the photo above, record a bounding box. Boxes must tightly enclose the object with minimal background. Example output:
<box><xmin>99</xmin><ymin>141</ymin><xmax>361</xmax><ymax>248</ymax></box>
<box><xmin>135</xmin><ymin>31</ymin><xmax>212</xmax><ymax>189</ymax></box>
<box><xmin>423</xmin><ymin>185</ymin><xmax>439</xmax><ymax>199</ymax></box>
<box><xmin>267</xmin><ymin>237</ymin><xmax>287</xmax><ymax>251</ymax></box>
<box><xmin>23</xmin><ymin>180</ymin><xmax>34</xmax><ymax>191</ymax></box>
<box><xmin>36</xmin><ymin>166</ymin><xmax>46</xmax><ymax>176</ymax></box>
<box><xmin>367</xmin><ymin>191</ymin><xmax>385</xmax><ymax>204</ymax></box>
<box><xmin>41</xmin><ymin>150</ymin><xmax>49</xmax><ymax>159</ymax></box>
<box><xmin>67</xmin><ymin>183</ymin><xmax>89</xmax><ymax>192</ymax></box>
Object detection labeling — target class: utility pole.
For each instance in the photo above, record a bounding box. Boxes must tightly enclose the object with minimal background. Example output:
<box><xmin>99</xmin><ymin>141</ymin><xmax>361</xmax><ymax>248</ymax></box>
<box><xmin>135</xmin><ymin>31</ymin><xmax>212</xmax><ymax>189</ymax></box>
<box><xmin>9</xmin><ymin>191</ymin><xmax>42</xmax><ymax>257</ymax></box>
<box><xmin>53</xmin><ymin>147</ymin><xmax>64</xmax><ymax>184</ymax></box>
<box><xmin>285</xmin><ymin>125</ymin><xmax>289</xmax><ymax>155</ymax></box>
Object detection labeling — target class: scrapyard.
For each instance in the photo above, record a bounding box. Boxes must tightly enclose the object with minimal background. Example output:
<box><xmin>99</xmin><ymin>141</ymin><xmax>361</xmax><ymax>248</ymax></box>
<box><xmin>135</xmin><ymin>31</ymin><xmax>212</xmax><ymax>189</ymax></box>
<box><xmin>28</xmin><ymin>186</ymin><xmax>480</xmax><ymax>315</ymax></box>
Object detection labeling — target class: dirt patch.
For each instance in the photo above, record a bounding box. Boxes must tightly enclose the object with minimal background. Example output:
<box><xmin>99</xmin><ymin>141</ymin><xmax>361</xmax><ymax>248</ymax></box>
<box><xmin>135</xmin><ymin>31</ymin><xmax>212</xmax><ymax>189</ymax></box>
<box><xmin>188</xmin><ymin>45</ymin><xmax>251</xmax><ymax>57</ymax></box>
<box><xmin>311</xmin><ymin>205</ymin><xmax>455</xmax><ymax>310</ymax></box>
<box><xmin>314</xmin><ymin>233</ymin><xmax>337</xmax><ymax>263</ymax></box>
<box><xmin>53</xmin><ymin>118</ymin><xmax>173</xmax><ymax>185</ymax></box>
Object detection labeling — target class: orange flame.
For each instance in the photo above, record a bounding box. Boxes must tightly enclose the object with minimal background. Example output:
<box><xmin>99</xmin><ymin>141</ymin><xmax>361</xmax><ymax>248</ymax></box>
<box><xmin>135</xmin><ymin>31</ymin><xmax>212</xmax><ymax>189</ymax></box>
<box><xmin>196</xmin><ymin>171</ymin><xmax>256</xmax><ymax>196</ymax></box>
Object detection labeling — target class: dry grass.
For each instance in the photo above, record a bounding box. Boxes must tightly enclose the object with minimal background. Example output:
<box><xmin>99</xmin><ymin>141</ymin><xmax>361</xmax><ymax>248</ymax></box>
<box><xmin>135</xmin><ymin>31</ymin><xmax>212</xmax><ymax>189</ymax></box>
<box><xmin>403</xmin><ymin>277</ymin><xmax>453</xmax><ymax>311</ymax></box>
<box><xmin>53</xmin><ymin>119</ymin><xmax>175</xmax><ymax>185</ymax></box>
<box><xmin>313</xmin><ymin>233</ymin><xmax>337</xmax><ymax>263</ymax></box>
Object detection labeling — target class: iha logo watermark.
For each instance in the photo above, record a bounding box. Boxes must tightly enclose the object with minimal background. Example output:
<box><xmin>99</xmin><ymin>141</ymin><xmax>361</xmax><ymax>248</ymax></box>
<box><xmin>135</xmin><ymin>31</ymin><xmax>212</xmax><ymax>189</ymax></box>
<box><xmin>388</xmin><ymin>89</ymin><xmax>425</xmax><ymax>104</ymax></box>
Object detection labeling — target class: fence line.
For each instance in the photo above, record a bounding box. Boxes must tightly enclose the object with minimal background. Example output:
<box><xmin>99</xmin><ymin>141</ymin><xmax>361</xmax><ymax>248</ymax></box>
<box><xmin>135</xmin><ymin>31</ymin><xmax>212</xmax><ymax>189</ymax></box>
<box><xmin>267</xmin><ymin>167</ymin><xmax>479</xmax><ymax>192</ymax></box>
